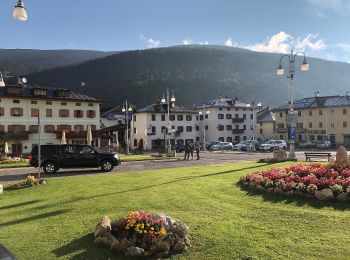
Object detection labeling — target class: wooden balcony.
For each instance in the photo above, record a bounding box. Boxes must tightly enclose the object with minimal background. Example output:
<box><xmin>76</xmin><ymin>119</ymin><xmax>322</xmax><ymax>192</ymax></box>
<box><xmin>0</xmin><ymin>131</ymin><xmax>30</xmax><ymax>141</ymax></box>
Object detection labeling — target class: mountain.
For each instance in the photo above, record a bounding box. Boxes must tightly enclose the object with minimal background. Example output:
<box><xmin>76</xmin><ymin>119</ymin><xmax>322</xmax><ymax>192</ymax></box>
<box><xmin>0</xmin><ymin>49</ymin><xmax>118</xmax><ymax>75</ymax></box>
<box><xmin>27</xmin><ymin>45</ymin><xmax>350</xmax><ymax>108</ymax></box>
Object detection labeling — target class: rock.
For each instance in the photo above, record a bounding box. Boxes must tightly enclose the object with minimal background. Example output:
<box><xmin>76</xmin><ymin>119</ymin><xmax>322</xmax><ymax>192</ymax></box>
<box><xmin>273</xmin><ymin>149</ymin><xmax>287</xmax><ymax>162</ymax></box>
<box><xmin>293</xmin><ymin>191</ymin><xmax>304</xmax><ymax>197</ymax></box>
<box><xmin>41</xmin><ymin>180</ymin><xmax>47</xmax><ymax>185</ymax></box>
<box><xmin>155</xmin><ymin>252</ymin><xmax>168</xmax><ymax>259</ymax></box>
<box><xmin>94</xmin><ymin>216</ymin><xmax>111</xmax><ymax>238</ymax></box>
<box><xmin>125</xmin><ymin>246</ymin><xmax>145</xmax><ymax>257</ymax></box>
<box><xmin>255</xmin><ymin>185</ymin><xmax>266</xmax><ymax>192</ymax></box>
<box><xmin>0</xmin><ymin>184</ymin><xmax>3</xmax><ymax>194</ymax></box>
<box><xmin>116</xmin><ymin>229</ymin><xmax>129</xmax><ymax>240</ymax></box>
<box><xmin>286</xmin><ymin>191</ymin><xmax>294</xmax><ymax>196</ymax></box>
<box><xmin>335</xmin><ymin>145</ymin><xmax>349</xmax><ymax>168</ymax></box>
<box><xmin>93</xmin><ymin>236</ymin><xmax>111</xmax><ymax>247</ymax></box>
<box><xmin>155</xmin><ymin>240</ymin><xmax>171</xmax><ymax>253</ymax></box>
<box><xmin>315</xmin><ymin>188</ymin><xmax>334</xmax><ymax>201</ymax></box>
<box><xmin>110</xmin><ymin>240</ymin><xmax>119</xmax><ymax>252</ymax></box>
<box><xmin>267</xmin><ymin>188</ymin><xmax>274</xmax><ymax>193</ymax></box>
<box><xmin>174</xmin><ymin>241</ymin><xmax>186</xmax><ymax>254</ymax></box>
<box><xmin>337</xmin><ymin>192</ymin><xmax>348</xmax><ymax>202</ymax></box>
<box><xmin>274</xmin><ymin>188</ymin><xmax>284</xmax><ymax>195</ymax></box>
<box><xmin>116</xmin><ymin>238</ymin><xmax>131</xmax><ymax>253</ymax></box>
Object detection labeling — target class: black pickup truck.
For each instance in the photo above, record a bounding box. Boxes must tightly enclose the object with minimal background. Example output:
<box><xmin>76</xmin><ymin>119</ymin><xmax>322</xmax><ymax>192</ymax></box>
<box><xmin>29</xmin><ymin>144</ymin><xmax>121</xmax><ymax>173</ymax></box>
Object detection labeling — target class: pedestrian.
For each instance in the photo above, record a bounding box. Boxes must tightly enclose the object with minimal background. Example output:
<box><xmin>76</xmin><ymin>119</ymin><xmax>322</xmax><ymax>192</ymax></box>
<box><xmin>195</xmin><ymin>142</ymin><xmax>201</xmax><ymax>160</ymax></box>
<box><xmin>138</xmin><ymin>138</ymin><xmax>144</xmax><ymax>155</ymax></box>
<box><xmin>184</xmin><ymin>141</ymin><xmax>189</xmax><ymax>160</ymax></box>
<box><xmin>190</xmin><ymin>142</ymin><xmax>194</xmax><ymax>160</ymax></box>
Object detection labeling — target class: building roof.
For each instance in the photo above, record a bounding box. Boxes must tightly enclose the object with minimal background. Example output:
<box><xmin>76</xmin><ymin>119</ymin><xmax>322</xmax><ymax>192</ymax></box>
<box><xmin>197</xmin><ymin>96</ymin><xmax>258</xmax><ymax>109</ymax></box>
<box><xmin>137</xmin><ymin>103</ymin><xmax>197</xmax><ymax>114</ymax></box>
<box><xmin>0</xmin><ymin>85</ymin><xmax>102</xmax><ymax>103</ymax></box>
<box><xmin>257</xmin><ymin>107</ymin><xmax>275</xmax><ymax>123</ymax></box>
<box><xmin>273</xmin><ymin>95</ymin><xmax>350</xmax><ymax>111</ymax></box>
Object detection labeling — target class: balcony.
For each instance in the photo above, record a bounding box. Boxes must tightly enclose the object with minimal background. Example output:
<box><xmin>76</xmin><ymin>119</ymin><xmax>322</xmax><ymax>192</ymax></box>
<box><xmin>56</xmin><ymin>130</ymin><xmax>104</xmax><ymax>139</ymax></box>
<box><xmin>0</xmin><ymin>131</ymin><xmax>30</xmax><ymax>141</ymax></box>
<box><xmin>232</xmin><ymin>129</ymin><xmax>244</xmax><ymax>134</ymax></box>
<box><xmin>276</xmin><ymin>128</ymin><xmax>288</xmax><ymax>133</ymax></box>
<box><xmin>232</xmin><ymin>118</ymin><xmax>244</xmax><ymax>123</ymax></box>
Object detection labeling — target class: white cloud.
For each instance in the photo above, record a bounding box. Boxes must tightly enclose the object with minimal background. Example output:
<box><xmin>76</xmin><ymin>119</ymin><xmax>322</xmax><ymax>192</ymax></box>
<box><xmin>225</xmin><ymin>37</ymin><xmax>235</xmax><ymax>47</ymax></box>
<box><xmin>182</xmin><ymin>39</ymin><xmax>209</xmax><ymax>45</ymax></box>
<box><xmin>236</xmin><ymin>31</ymin><xmax>326</xmax><ymax>54</ymax></box>
<box><xmin>182</xmin><ymin>39</ymin><xmax>193</xmax><ymax>45</ymax></box>
<box><xmin>139</xmin><ymin>35</ymin><xmax>160</xmax><ymax>48</ymax></box>
<box><xmin>198</xmin><ymin>41</ymin><xmax>209</xmax><ymax>45</ymax></box>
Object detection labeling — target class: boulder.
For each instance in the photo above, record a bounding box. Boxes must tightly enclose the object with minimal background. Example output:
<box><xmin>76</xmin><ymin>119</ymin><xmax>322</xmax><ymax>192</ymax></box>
<box><xmin>255</xmin><ymin>185</ymin><xmax>266</xmax><ymax>192</ymax></box>
<box><xmin>335</xmin><ymin>145</ymin><xmax>349</xmax><ymax>168</ymax></box>
<box><xmin>125</xmin><ymin>246</ymin><xmax>145</xmax><ymax>257</ymax></box>
<box><xmin>0</xmin><ymin>184</ymin><xmax>3</xmax><ymax>194</ymax></box>
<box><xmin>273</xmin><ymin>149</ymin><xmax>287</xmax><ymax>162</ymax></box>
<box><xmin>173</xmin><ymin>241</ymin><xmax>186</xmax><ymax>254</ymax></box>
<box><xmin>337</xmin><ymin>192</ymin><xmax>348</xmax><ymax>202</ymax></box>
<box><xmin>116</xmin><ymin>238</ymin><xmax>131</xmax><ymax>253</ymax></box>
<box><xmin>315</xmin><ymin>188</ymin><xmax>334</xmax><ymax>201</ymax></box>
<box><xmin>274</xmin><ymin>188</ymin><xmax>284</xmax><ymax>195</ymax></box>
<box><xmin>94</xmin><ymin>216</ymin><xmax>111</xmax><ymax>238</ymax></box>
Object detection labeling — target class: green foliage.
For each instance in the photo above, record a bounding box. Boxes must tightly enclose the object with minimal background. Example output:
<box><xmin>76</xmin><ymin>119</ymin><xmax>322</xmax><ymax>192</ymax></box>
<box><xmin>0</xmin><ymin>162</ymin><xmax>350</xmax><ymax>259</ymax></box>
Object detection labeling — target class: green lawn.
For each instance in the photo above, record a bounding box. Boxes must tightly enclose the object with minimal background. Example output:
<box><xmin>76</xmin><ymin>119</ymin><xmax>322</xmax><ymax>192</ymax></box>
<box><xmin>0</xmin><ymin>160</ymin><xmax>30</xmax><ymax>169</ymax></box>
<box><xmin>0</xmin><ymin>162</ymin><xmax>349</xmax><ymax>259</ymax></box>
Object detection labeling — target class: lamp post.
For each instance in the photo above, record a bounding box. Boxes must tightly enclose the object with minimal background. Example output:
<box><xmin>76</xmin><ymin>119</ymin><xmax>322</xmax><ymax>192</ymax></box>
<box><xmin>13</xmin><ymin>0</ymin><xmax>28</xmax><ymax>21</ymax></box>
<box><xmin>199</xmin><ymin>109</ymin><xmax>210</xmax><ymax>150</ymax></box>
<box><xmin>277</xmin><ymin>50</ymin><xmax>309</xmax><ymax>160</ymax></box>
<box><xmin>122</xmin><ymin>100</ymin><xmax>133</xmax><ymax>154</ymax></box>
<box><xmin>161</xmin><ymin>88</ymin><xmax>175</xmax><ymax>155</ymax></box>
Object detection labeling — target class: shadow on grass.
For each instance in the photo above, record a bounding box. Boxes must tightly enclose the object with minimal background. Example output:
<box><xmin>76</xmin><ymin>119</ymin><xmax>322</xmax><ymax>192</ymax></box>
<box><xmin>52</xmin><ymin>233</ymin><xmax>131</xmax><ymax>260</ymax></box>
<box><xmin>0</xmin><ymin>200</ymin><xmax>41</xmax><ymax>210</ymax></box>
<box><xmin>238</xmin><ymin>184</ymin><xmax>350</xmax><ymax>211</ymax></box>
<box><xmin>0</xmin><ymin>209</ymin><xmax>70</xmax><ymax>227</ymax></box>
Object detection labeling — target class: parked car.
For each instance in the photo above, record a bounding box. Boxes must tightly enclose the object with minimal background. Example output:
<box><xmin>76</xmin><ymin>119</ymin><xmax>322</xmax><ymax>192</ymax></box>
<box><xmin>210</xmin><ymin>142</ymin><xmax>234</xmax><ymax>151</ymax></box>
<box><xmin>255</xmin><ymin>140</ymin><xmax>269</xmax><ymax>151</ymax></box>
<box><xmin>233</xmin><ymin>141</ymin><xmax>249</xmax><ymax>151</ymax></box>
<box><xmin>29</xmin><ymin>144</ymin><xmax>121</xmax><ymax>173</ymax></box>
<box><xmin>206</xmin><ymin>141</ymin><xmax>221</xmax><ymax>150</ymax></box>
<box><xmin>316</xmin><ymin>140</ymin><xmax>331</xmax><ymax>149</ymax></box>
<box><xmin>298</xmin><ymin>140</ymin><xmax>316</xmax><ymax>149</ymax></box>
<box><xmin>242</xmin><ymin>140</ymin><xmax>259</xmax><ymax>151</ymax></box>
<box><xmin>259</xmin><ymin>140</ymin><xmax>287</xmax><ymax>152</ymax></box>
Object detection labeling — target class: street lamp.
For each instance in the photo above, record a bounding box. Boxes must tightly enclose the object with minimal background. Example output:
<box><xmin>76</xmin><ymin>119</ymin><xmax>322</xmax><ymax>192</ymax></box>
<box><xmin>199</xmin><ymin>109</ymin><xmax>210</xmax><ymax>150</ymax></box>
<box><xmin>161</xmin><ymin>88</ymin><xmax>175</xmax><ymax>155</ymax></box>
<box><xmin>277</xmin><ymin>50</ymin><xmax>309</xmax><ymax>160</ymax></box>
<box><xmin>122</xmin><ymin>100</ymin><xmax>133</xmax><ymax>154</ymax></box>
<box><xmin>13</xmin><ymin>0</ymin><xmax>28</xmax><ymax>21</ymax></box>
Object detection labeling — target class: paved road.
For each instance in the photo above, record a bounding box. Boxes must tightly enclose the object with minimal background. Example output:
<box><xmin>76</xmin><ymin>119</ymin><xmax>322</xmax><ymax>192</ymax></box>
<box><xmin>0</xmin><ymin>151</ymin><xmax>331</xmax><ymax>183</ymax></box>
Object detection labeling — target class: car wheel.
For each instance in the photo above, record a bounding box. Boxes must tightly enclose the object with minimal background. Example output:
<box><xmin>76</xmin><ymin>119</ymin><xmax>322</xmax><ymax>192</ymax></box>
<box><xmin>101</xmin><ymin>160</ymin><xmax>114</xmax><ymax>172</ymax></box>
<box><xmin>43</xmin><ymin>161</ymin><xmax>57</xmax><ymax>174</ymax></box>
<box><xmin>283</xmin><ymin>146</ymin><xmax>287</xmax><ymax>150</ymax></box>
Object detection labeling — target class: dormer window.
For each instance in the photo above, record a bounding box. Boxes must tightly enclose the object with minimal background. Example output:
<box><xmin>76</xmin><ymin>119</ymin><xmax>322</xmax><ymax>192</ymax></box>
<box><xmin>5</xmin><ymin>86</ymin><xmax>22</xmax><ymax>95</ymax></box>
<box><xmin>33</xmin><ymin>88</ymin><xmax>47</xmax><ymax>96</ymax></box>
<box><xmin>55</xmin><ymin>90</ymin><xmax>70</xmax><ymax>98</ymax></box>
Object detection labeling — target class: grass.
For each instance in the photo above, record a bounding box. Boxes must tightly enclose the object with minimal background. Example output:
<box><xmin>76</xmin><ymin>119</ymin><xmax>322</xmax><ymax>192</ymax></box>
<box><xmin>0</xmin><ymin>162</ymin><xmax>350</xmax><ymax>259</ymax></box>
<box><xmin>0</xmin><ymin>160</ymin><xmax>30</xmax><ymax>168</ymax></box>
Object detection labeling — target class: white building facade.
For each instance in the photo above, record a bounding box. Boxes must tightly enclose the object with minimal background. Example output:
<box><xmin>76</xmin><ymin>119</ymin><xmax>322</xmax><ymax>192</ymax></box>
<box><xmin>0</xmin><ymin>84</ymin><xmax>101</xmax><ymax>156</ymax></box>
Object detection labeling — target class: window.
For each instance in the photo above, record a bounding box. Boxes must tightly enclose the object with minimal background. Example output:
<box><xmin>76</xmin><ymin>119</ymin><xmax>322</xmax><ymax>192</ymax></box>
<box><xmin>310</xmin><ymin>135</ymin><xmax>315</xmax><ymax>141</ymax></box>
<box><xmin>177</xmin><ymin>115</ymin><xmax>183</xmax><ymax>121</ymax></box>
<box><xmin>309</xmin><ymin>111</ymin><xmax>312</xmax><ymax>116</ymax></box>
<box><xmin>59</xmin><ymin>109</ymin><xmax>69</xmax><ymax>117</ymax></box>
<box><xmin>205</xmin><ymin>125</ymin><xmax>208</xmax><ymax>130</ymax></box>
<box><xmin>279</xmin><ymin>112</ymin><xmax>283</xmax><ymax>118</ymax></box>
<box><xmin>297</xmin><ymin>123</ymin><xmax>303</xmax><ymax>129</ymax></box>
<box><xmin>319</xmin><ymin>110</ymin><xmax>322</xmax><ymax>116</ymax></box>
<box><xmin>87</xmin><ymin>110</ymin><xmax>96</xmax><ymax>118</ymax></box>
<box><xmin>177</xmin><ymin>126</ymin><xmax>184</xmax><ymax>132</ymax></box>
<box><xmin>11</xmin><ymin>108</ymin><xmax>23</xmax><ymax>117</ymax></box>
<box><xmin>226</xmin><ymin>114</ymin><xmax>232</xmax><ymax>119</ymax></box>
<box><xmin>57</xmin><ymin>125</ymin><xmax>72</xmax><ymax>132</ymax></box>
<box><xmin>331</xmin><ymin>122</ymin><xmax>335</xmax><ymax>128</ymax></box>
<box><xmin>309</xmin><ymin>122</ymin><xmax>313</xmax><ymax>128</ymax></box>
<box><xmin>331</xmin><ymin>109</ymin><xmax>334</xmax><ymax>115</ymax></box>
<box><xmin>77</xmin><ymin>146</ymin><xmax>94</xmax><ymax>155</ymax></box>
<box><xmin>44</xmin><ymin>125</ymin><xmax>55</xmax><ymax>133</ymax></box>
<box><xmin>74</xmin><ymin>125</ymin><xmax>84</xmax><ymax>131</ymax></box>
<box><xmin>196</xmin><ymin>137</ymin><xmax>200</xmax><ymax>141</ymax></box>
<box><xmin>199</xmin><ymin>115</ymin><xmax>204</xmax><ymax>120</ymax></box>
<box><xmin>218</xmin><ymin>114</ymin><xmax>224</xmax><ymax>119</ymax></box>
<box><xmin>186</xmin><ymin>115</ymin><xmax>192</xmax><ymax>121</ymax></box>
<box><xmin>6</xmin><ymin>87</ymin><xmax>22</xmax><ymax>95</ymax></box>
<box><xmin>186</xmin><ymin>126</ymin><xmax>192</xmax><ymax>132</ymax></box>
<box><xmin>227</xmin><ymin>108</ymin><xmax>231</xmax><ymax>111</ymax></box>
<box><xmin>61</xmin><ymin>102</ymin><xmax>67</xmax><ymax>106</ymax></box>
<box><xmin>31</xmin><ymin>100</ymin><xmax>37</xmax><ymax>104</ymax></box>
<box><xmin>243</xmin><ymin>114</ymin><xmax>246</xmax><ymax>119</ymax></box>
<box><xmin>343</xmin><ymin>109</ymin><xmax>347</xmax><ymax>115</ymax></box>
<box><xmin>277</xmin><ymin>123</ymin><xmax>285</xmax><ymax>129</ymax></box>
<box><xmin>235</xmin><ymin>125</ymin><xmax>239</xmax><ymax>129</ymax></box>
<box><xmin>195</xmin><ymin>125</ymin><xmax>200</xmax><ymax>131</ymax></box>
<box><xmin>0</xmin><ymin>125</ymin><xmax>4</xmax><ymax>132</ymax></box>
<box><xmin>260</xmin><ymin>129</ymin><xmax>263</xmax><ymax>134</ymax></box>
<box><xmin>56</xmin><ymin>90</ymin><xmax>70</xmax><ymax>98</ymax></box>
<box><xmin>235</xmin><ymin>114</ymin><xmax>239</xmax><ymax>118</ymax></box>
<box><xmin>151</xmin><ymin>114</ymin><xmax>156</xmax><ymax>121</ymax></box>
<box><xmin>161</xmin><ymin>114</ymin><xmax>166</xmax><ymax>121</ymax></box>
<box><xmin>29</xmin><ymin>125</ymin><xmax>39</xmax><ymax>133</ymax></box>
<box><xmin>31</xmin><ymin>108</ymin><xmax>39</xmax><ymax>117</ymax></box>
<box><xmin>0</xmin><ymin>107</ymin><xmax>4</xmax><ymax>116</ymax></box>
<box><xmin>279</xmin><ymin>135</ymin><xmax>284</xmax><ymax>140</ymax></box>
<box><xmin>63</xmin><ymin>145</ymin><xmax>75</xmax><ymax>154</ymax></box>
<box><xmin>13</xmin><ymin>100</ymin><xmax>20</xmax><ymax>103</ymax></box>
<box><xmin>319</xmin><ymin>122</ymin><xmax>323</xmax><ymax>128</ymax></box>
<box><xmin>218</xmin><ymin>137</ymin><xmax>224</xmax><ymax>142</ymax></box>
<box><xmin>152</xmin><ymin>126</ymin><xmax>156</xmax><ymax>133</ymax></box>
<box><xmin>227</xmin><ymin>137</ymin><xmax>232</xmax><ymax>142</ymax></box>
<box><xmin>33</xmin><ymin>89</ymin><xmax>47</xmax><ymax>96</ymax></box>
<box><xmin>88</xmin><ymin>103</ymin><xmax>93</xmax><ymax>107</ymax></box>
<box><xmin>133</xmin><ymin>127</ymin><xmax>137</xmax><ymax>134</ymax></box>
<box><xmin>75</xmin><ymin>103</ymin><xmax>81</xmax><ymax>106</ymax></box>
<box><xmin>74</xmin><ymin>110</ymin><xmax>84</xmax><ymax>118</ymax></box>
<box><xmin>250</xmin><ymin>114</ymin><xmax>253</xmax><ymax>120</ymax></box>
<box><xmin>169</xmin><ymin>115</ymin><xmax>175</xmax><ymax>121</ymax></box>
<box><xmin>46</xmin><ymin>109</ymin><xmax>52</xmax><ymax>117</ymax></box>
<box><xmin>243</xmin><ymin>108</ymin><xmax>246</xmax><ymax>111</ymax></box>
<box><xmin>219</xmin><ymin>107</ymin><xmax>223</xmax><ymax>111</ymax></box>
<box><xmin>243</xmin><ymin>125</ymin><xmax>246</xmax><ymax>130</ymax></box>
<box><xmin>46</xmin><ymin>101</ymin><xmax>52</xmax><ymax>105</ymax></box>
<box><xmin>298</xmin><ymin>111</ymin><xmax>302</xmax><ymax>116</ymax></box>
<box><xmin>133</xmin><ymin>115</ymin><xmax>137</xmax><ymax>122</ymax></box>
<box><xmin>226</xmin><ymin>125</ymin><xmax>232</xmax><ymax>130</ymax></box>
<box><xmin>343</xmin><ymin>122</ymin><xmax>347</xmax><ymax>128</ymax></box>
<box><xmin>218</xmin><ymin>125</ymin><xmax>224</xmax><ymax>131</ymax></box>
<box><xmin>205</xmin><ymin>114</ymin><xmax>208</xmax><ymax>119</ymax></box>
<box><xmin>161</xmin><ymin>126</ymin><xmax>166</xmax><ymax>133</ymax></box>
<box><xmin>8</xmin><ymin>125</ymin><xmax>25</xmax><ymax>132</ymax></box>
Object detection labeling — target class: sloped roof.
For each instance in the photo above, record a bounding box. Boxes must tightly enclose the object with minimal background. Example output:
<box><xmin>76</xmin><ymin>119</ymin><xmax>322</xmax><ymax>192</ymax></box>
<box><xmin>257</xmin><ymin>107</ymin><xmax>275</xmax><ymax>123</ymax></box>
<box><xmin>137</xmin><ymin>103</ymin><xmax>196</xmax><ymax>114</ymax></box>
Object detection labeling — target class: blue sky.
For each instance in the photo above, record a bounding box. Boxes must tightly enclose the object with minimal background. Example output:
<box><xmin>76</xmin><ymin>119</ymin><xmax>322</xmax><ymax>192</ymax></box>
<box><xmin>1</xmin><ymin>0</ymin><xmax>350</xmax><ymax>62</ymax></box>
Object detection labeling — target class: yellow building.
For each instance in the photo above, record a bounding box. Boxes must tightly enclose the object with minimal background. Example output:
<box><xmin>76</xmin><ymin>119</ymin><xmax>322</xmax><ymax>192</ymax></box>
<box><xmin>256</xmin><ymin>107</ymin><xmax>276</xmax><ymax>140</ymax></box>
<box><xmin>274</xmin><ymin>95</ymin><xmax>350</xmax><ymax>148</ymax></box>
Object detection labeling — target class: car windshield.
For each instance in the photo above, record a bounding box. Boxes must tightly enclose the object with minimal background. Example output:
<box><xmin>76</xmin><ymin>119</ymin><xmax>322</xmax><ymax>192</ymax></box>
<box><xmin>265</xmin><ymin>141</ymin><xmax>274</xmax><ymax>144</ymax></box>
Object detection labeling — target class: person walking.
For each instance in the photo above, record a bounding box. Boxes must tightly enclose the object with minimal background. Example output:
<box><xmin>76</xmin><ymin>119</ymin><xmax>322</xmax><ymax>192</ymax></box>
<box><xmin>138</xmin><ymin>138</ymin><xmax>144</xmax><ymax>155</ymax></box>
<box><xmin>190</xmin><ymin>142</ymin><xmax>194</xmax><ymax>160</ymax></box>
<box><xmin>195</xmin><ymin>142</ymin><xmax>201</xmax><ymax>160</ymax></box>
<box><xmin>184</xmin><ymin>141</ymin><xmax>190</xmax><ymax>160</ymax></box>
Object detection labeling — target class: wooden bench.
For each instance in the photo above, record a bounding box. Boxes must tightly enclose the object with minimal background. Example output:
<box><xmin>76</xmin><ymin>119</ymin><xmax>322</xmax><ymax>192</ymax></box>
<box><xmin>304</xmin><ymin>152</ymin><xmax>332</xmax><ymax>162</ymax></box>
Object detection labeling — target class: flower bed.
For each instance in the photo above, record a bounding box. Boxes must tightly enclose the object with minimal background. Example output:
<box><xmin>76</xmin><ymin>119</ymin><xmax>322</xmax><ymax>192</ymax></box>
<box><xmin>6</xmin><ymin>175</ymin><xmax>47</xmax><ymax>190</ymax></box>
<box><xmin>239</xmin><ymin>163</ymin><xmax>350</xmax><ymax>202</ymax></box>
<box><xmin>94</xmin><ymin>211</ymin><xmax>190</xmax><ymax>258</ymax></box>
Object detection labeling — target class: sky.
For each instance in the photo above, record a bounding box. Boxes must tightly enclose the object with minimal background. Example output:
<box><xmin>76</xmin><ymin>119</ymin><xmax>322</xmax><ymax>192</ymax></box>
<box><xmin>1</xmin><ymin>0</ymin><xmax>350</xmax><ymax>62</ymax></box>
